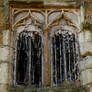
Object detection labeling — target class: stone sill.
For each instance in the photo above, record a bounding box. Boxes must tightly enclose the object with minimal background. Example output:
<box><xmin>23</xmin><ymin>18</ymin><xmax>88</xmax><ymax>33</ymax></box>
<box><xmin>8</xmin><ymin>86</ymin><xmax>62</xmax><ymax>92</ymax></box>
<box><xmin>8</xmin><ymin>85</ymin><xmax>87</xmax><ymax>92</ymax></box>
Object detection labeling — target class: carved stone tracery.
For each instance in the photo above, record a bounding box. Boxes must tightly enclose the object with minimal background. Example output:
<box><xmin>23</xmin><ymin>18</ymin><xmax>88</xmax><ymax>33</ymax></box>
<box><xmin>11</xmin><ymin>8</ymin><xmax>79</xmax><ymax>35</ymax></box>
<box><xmin>10</xmin><ymin>6</ymin><xmax>80</xmax><ymax>86</ymax></box>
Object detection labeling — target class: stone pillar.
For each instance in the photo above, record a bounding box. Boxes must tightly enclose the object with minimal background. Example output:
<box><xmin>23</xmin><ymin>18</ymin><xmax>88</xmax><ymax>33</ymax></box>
<box><xmin>79</xmin><ymin>30</ymin><xmax>92</xmax><ymax>91</ymax></box>
<box><xmin>0</xmin><ymin>30</ymin><xmax>11</xmax><ymax>92</ymax></box>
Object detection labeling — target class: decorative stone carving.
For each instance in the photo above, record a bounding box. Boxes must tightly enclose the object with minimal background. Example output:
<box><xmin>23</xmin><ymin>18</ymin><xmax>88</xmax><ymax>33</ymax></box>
<box><xmin>11</xmin><ymin>8</ymin><xmax>79</xmax><ymax>35</ymax></box>
<box><xmin>10</xmin><ymin>6</ymin><xmax>80</xmax><ymax>86</ymax></box>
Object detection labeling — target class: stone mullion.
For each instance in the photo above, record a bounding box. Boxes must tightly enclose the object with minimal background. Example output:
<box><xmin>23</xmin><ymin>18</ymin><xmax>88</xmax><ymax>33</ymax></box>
<box><xmin>44</xmin><ymin>32</ymin><xmax>51</xmax><ymax>86</ymax></box>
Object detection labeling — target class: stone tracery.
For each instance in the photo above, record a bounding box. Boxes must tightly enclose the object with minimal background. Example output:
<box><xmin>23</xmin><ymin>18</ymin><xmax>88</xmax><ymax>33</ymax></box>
<box><xmin>11</xmin><ymin>7</ymin><xmax>80</xmax><ymax>86</ymax></box>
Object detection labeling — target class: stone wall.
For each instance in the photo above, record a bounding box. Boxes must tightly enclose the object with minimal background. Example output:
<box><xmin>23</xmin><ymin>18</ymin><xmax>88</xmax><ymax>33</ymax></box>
<box><xmin>0</xmin><ymin>0</ymin><xmax>92</xmax><ymax>92</ymax></box>
<box><xmin>0</xmin><ymin>30</ymin><xmax>10</xmax><ymax>92</ymax></box>
<box><xmin>0</xmin><ymin>1</ymin><xmax>9</xmax><ymax>92</ymax></box>
<box><xmin>79</xmin><ymin>3</ymin><xmax>92</xmax><ymax>91</ymax></box>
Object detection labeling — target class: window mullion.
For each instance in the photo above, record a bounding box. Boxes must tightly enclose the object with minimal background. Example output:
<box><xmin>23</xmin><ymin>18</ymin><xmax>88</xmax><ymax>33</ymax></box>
<box><xmin>28</xmin><ymin>36</ymin><xmax>32</xmax><ymax>85</ymax></box>
<box><xmin>44</xmin><ymin>32</ymin><xmax>51</xmax><ymax>86</ymax></box>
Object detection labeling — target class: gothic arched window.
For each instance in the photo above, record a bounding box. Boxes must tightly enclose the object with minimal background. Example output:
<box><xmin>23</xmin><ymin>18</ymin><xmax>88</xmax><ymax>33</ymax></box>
<box><xmin>51</xmin><ymin>30</ymin><xmax>79</xmax><ymax>86</ymax></box>
<box><xmin>10</xmin><ymin>6</ymin><xmax>80</xmax><ymax>87</ymax></box>
<box><xmin>16</xmin><ymin>31</ymin><xmax>43</xmax><ymax>86</ymax></box>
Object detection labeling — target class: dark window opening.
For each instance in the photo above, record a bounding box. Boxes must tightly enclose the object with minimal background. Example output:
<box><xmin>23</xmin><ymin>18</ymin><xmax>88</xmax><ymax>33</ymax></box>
<box><xmin>52</xmin><ymin>31</ymin><xmax>78</xmax><ymax>86</ymax></box>
<box><xmin>16</xmin><ymin>31</ymin><xmax>42</xmax><ymax>86</ymax></box>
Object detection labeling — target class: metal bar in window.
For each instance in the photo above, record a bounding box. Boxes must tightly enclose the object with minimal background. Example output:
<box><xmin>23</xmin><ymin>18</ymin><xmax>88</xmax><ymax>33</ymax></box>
<box><xmin>59</xmin><ymin>34</ymin><xmax>62</xmax><ymax>84</ymax></box>
<box><xmin>38</xmin><ymin>35</ymin><xmax>42</xmax><ymax>85</ymax></box>
<box><xmin>42</xmin><ymin>37</ymin><xmax>44</xmax><ymax>85</ymax></box>
<box><xmin>14</xmin><ymin>38</ymin><xmax>18</xmax><ymax>86</ymax></box>
<box><xmin>52</xmin><ymin>37</ymin><xmax>56</xmax><ymax>85</ymax></box>
<box><xmin>67</xmin><ymin>34</ymin><xmax>72</xmax><ymax>81</ymax></box>
<box><xmin>29</xmin><ymin>35</ymin><xmax>32</xmax><ymax>85</ymax></box>
<box><xmin>24</xmin><ymin>35</ymin><xmax>29</xmax><ymax>84</ymax></box>
<box><xmin>62</xmin><ymin>34</ymin><xmax>67</xmax><ymax>81</ymax></box>
<box><xmin>51</xmin><ymin>38</ymin><xmax>53</xmax><ymax>86</ymax></box>
<box><xmin>54</xmin><ymin>36</ymin><xmax>58</xmax><ymax>86</ymax></box>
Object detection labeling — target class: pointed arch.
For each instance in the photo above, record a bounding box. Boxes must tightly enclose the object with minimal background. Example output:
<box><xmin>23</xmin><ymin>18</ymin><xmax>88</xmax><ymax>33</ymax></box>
<box><xmin>15</xmin><ymin>30</ymin><xmax>43</xmax><ymax>85</ymax></box>
<box><xmin>50</xmin><ymin>29</ymin><xmax>79</xmax><ymax>86</ymax></box>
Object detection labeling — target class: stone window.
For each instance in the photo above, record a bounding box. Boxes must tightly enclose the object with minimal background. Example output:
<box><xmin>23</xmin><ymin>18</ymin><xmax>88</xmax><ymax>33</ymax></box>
<box><xmin>10</xmin><ymin>2</ymin><xmax>80</xmax><ymax>87</ymax></box>
<box><xmin>16</xmin><ymin>31</ymin><xmax>42</xmax><ymax>85</ymax></box>
<box><xmin>51</xmin><ymin>30</ymin><xmax>78</xmax><ymax>86</ymax></box>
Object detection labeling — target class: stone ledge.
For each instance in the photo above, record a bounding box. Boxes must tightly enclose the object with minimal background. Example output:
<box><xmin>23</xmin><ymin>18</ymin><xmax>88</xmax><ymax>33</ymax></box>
<box><xmin>0</xmin><ymin>61</ymin><xmax>13</xmax><ymax>65</ymax></box>
<box><xmin>8</xmin><ymin>85</ymin><xmax>88</xmax><ymax>92</ymax></box>
<box><xmin>9</xmin><ymin>1</ymin><xmax>80</xmax><ymax>9</ymax></box>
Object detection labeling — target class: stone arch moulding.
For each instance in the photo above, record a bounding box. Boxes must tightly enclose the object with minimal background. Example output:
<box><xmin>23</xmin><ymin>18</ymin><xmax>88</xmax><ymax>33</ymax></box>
<box><xmin>10</xmin><ymin>4</ymin><xmax>80</xmax><ymax>33</ymax></box>
<box><xmin>10</xmin><ymin>2</ymin><xmax>80</xmax><ymax>86</ymax></box>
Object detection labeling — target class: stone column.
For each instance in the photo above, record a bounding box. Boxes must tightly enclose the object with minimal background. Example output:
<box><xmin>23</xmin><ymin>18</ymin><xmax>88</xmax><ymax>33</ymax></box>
<box><xmin>0</xmin><ymin>30</ymin><xmax>11</xmax><ymax>92</ymax></box>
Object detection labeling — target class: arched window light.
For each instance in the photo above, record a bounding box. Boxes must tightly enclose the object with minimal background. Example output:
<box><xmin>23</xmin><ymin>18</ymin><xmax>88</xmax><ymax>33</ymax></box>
<box><xmin>51</xmin><ymin>30</ymin><xmax>79</xmax><ymax>86</ymax></box>
<box><xmin>16</xmin><ymin>30</ymin><xmax>42</xmax><ymax>86</ymax></box>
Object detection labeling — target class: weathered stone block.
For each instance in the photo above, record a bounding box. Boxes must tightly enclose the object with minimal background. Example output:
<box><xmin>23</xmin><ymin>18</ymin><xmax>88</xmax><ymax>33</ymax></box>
<box><xmin>0</xmin><ymin>84</ymin><xmax>8</xmax><ymax>92</ymax></box>
<box><xmin>80</xmin><ymin>42</ymin><xmax>92</xmax><ymax>55</ymax></box>
<box><xmin>78</xmin><ymin>31</ymin><xmax>92</xmax><ymax>43</ymax></box>
<box><xmin>80</xmin><ymin>56</ymin><xmax>92</xmax><ymax>71</ymax></box>
<box><xmin>0</xmin><ymin>63</ymin><xmax>8</xmax><ymax>84</ymax></box>
<box><xmin>78</xmin><ymin>32</ymin><xmax>85</xmax><ymax>43</ymax></box>
<box><xmin>0</xmin><ymin>47</ymin><xmax>9</xmax><ymax>62</ymax></box>
<box><xmin>81</xmin><ymin>69</ymin><xmax>92</xmax><ymax>85</ymax></box>
<box><xmin>80</xmin><ymin>56</ymin><xmax>92</xmax><ymax>85</ymax></box>
<box><xmin>84</xmin><ymin>31</ymin><xmax>92</xmax><ymax>42</ymax></box>
<box><xmin>3</xmin><ymin>30</ymin><xmax>10</xmax><ymax>45</ymax></box>
<box><xmin>0</xmin><ymin>7</ymin><xmax>4</xmax><ymax>30</ymax></box>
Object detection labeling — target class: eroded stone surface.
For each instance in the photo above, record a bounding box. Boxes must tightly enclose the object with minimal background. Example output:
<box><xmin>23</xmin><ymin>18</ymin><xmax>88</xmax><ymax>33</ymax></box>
<box><xmin>80</xmin><ymin>42</ymin><xmax>92</xmax><ymax>55</ymax></box>
<box><xmin>78</xmin><ymin>31</ymin><xmax>92</xmax><ymax>55</ymax></box>
<box><xmin>80</xmin><ymin>56</ymin><xmax>92</xmax><ymax>71</ymax></box>
<box><xmin>80</xmin><ymin>56</ymin><xmax>92</xmax><ymax>85</ymax></box>
<box><xmin>0</xmin><ymin>0</ymin><xmax>92</xmax><ymax>92</ymax></box>
<box><xmin>3</xmin><ymin>30</ymin><xmax>10</xmax><ymax>46</ymax></box>
<box><xmin>0</xmin><ymin>63</ymin><xmax>8</xmax><ymax>84</ymax></box>
<box><xmin>0</xmin><ymin>47</ymin><xmax>9</xmax><ymax>62</ymax></box>
<box><xmin>81</xmin><ymin>69</ymin><xmax>92</xmax><ymax>85</ymax></box>
<box><xmin>78</xmin><ymin>31</ymin><xmax>92</xmax><ymax>43</ymax></box>
<box><xmin>0</xmin><ymin>84</ymin><xmax>8</xmax><ymax>92</ymax></box>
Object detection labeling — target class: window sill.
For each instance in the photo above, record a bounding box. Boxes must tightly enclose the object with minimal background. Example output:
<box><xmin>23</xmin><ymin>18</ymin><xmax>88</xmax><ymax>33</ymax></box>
<box><xmin>8</xmin><ymin>86</ymin><xmax>71</xmax><ymax>92</ymax></box>
<box><xmin>8</xmin><ymin>86</ymin><xmax>55</xmax><ymax>92</ymax></box>
<box><xmin>7</xmin><ymin>83</ymin><xmax>89</xmax><ymax>92</ymax></box>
